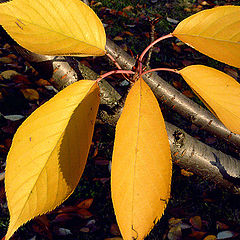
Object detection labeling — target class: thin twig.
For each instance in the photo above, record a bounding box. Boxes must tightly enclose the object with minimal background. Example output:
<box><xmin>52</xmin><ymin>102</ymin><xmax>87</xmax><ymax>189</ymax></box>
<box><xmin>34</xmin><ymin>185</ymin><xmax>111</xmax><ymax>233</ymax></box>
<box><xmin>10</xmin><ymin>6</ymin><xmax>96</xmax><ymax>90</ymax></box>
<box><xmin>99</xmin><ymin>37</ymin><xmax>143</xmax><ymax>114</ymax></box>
<box><xmin>138</xmin><ymin>33</ymin><xmax>173</xmax><ymax>76</ymax></box>
<box><xmin>106</xmin><ymin>52</ymin><xmax>132</xmax><ymax>82</ymax></box>
<box><xmin>142</xmin><ymin>68</ymin><xmax>179</xmax><ymax>76</ymax></box>
<box><xmin>145</xmin><ymin>19</ymin><xmax>156</xmax><ymax>68</ymax></box>
<box><xmin>106</xmin><ymin>53</ymin><xmax>122</xmax><ymax>70</ymax></box>
<box><xmin>96</xmin><ymin>69</ymin><xmax>135</xmax><ymax>83</ymax></box>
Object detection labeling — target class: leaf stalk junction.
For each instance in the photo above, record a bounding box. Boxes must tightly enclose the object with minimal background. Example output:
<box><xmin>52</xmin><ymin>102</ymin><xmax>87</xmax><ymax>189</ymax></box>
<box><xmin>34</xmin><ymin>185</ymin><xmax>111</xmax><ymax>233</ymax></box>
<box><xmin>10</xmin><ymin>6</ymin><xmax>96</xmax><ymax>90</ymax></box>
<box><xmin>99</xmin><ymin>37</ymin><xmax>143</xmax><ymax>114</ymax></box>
<box><xmin>97</xmin><ymin>33</ymin><xmax>179</xmax><ymax>83</ymax></box>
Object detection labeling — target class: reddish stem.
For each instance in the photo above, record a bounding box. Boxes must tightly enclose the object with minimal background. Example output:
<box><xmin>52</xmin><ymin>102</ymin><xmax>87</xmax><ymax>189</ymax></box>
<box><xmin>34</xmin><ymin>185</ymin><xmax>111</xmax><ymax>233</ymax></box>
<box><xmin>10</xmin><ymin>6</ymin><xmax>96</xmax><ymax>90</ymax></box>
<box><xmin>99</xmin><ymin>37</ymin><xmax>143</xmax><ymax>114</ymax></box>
<box><xmin>106</xmin><ymin>53</ymin><xmax>122</xmax><ymax>70</ymax></box>
<box><xmin>142</xmin><ymin>68</ymin><xmax>179</xmax><ymax>76</ymax></box>
<box><xmin>138</xmin><ymin>33</ymin><xmax>173</xmax><ymax>75</ymax></box>
<box><xmin>106</xmin><ymin>52</ymin><xmax>132</xmax><ymax>82</ymax></box>
<box><xmin>96</xmin><ymin>70</ymin><xmax>135</xmax><ymax>83</ymax></box>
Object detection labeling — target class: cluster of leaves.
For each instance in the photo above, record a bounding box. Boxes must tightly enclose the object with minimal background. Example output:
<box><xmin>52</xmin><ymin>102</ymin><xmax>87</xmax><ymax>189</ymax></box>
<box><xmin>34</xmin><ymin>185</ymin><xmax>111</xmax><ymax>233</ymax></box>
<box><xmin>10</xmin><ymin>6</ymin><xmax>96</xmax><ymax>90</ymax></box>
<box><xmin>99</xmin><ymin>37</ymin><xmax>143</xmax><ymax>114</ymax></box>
<box><xmin>0</xmin><ymin>0</ymin><xmax>239</xmax><ymax>240</ymax></box>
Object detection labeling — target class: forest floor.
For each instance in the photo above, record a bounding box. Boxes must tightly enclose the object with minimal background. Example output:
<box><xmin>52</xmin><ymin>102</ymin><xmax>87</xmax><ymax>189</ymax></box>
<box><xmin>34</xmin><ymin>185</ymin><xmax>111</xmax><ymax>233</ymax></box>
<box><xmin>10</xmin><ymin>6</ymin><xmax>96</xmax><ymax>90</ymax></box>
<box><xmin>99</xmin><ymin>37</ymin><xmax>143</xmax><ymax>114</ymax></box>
<box><xmin>0</xmin><ymin>0</ymin><xmax>240</xmax><ymax>240</ymax></box>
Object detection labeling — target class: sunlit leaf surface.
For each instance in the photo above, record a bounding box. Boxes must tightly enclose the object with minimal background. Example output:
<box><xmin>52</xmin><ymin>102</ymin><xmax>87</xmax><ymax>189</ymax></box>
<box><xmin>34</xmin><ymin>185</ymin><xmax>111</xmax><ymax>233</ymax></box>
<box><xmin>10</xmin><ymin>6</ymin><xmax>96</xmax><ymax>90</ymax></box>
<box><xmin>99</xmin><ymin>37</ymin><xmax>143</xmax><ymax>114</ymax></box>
<box><xmin>111</xmin><ymin>78</ymin><xmax>172</xmax><ymax>240</ymax></box>
<box><xmin>179</xmin><ymin>65</ymin><xmax>240</xmax><ymax>134</ymax></box>
<box><xmin>173</xmin><ymin>6</ymin><xmax>240</xmax><ymax>68</ymax></box>
<box><xmin>5</xmin><ymin>80</ymin><xmax>100</xmax><ymax>240</ymax></box>
<box><xmin>0</xmin><ymin>0</ymin><xmax>106</xmax><ymax>56</ymax></box>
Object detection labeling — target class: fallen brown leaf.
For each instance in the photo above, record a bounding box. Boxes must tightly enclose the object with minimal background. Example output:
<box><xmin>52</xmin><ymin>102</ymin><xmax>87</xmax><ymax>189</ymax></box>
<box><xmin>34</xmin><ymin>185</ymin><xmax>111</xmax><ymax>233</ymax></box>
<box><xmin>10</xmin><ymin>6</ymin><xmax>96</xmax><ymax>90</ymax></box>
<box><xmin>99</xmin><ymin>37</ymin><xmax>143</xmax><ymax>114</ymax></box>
<box><xmin>21</xmin><ymin>88</ymin><xmax>39</xmax><ymax>101</ymax></box>
<box><xmin>35</xmin><ymin>78</ymin><xmax>51</xmax><ymax>86</ymax></box>
<box><xmin>113</xmin><ymin>36</ymin><xmax>123</xmax><ymax>41</ymax></box>
<box><xmin>76</xmin><ymin>208</ymin><xmax>93</xmax><ymax>219</ymax></box>
<box><xmin>190</xmin><ymin>216</ymin><xmax>202</xmax><ymax>230</ymax></box>
<box><xmin>77</xmin><ymin>198</ymin><xmax>93</xmax><ymax>209</ymax></box>
<box><xmin>189</xmin><ymin>229</ymin><xmax>207</xmax><ymax>239</ymax></box>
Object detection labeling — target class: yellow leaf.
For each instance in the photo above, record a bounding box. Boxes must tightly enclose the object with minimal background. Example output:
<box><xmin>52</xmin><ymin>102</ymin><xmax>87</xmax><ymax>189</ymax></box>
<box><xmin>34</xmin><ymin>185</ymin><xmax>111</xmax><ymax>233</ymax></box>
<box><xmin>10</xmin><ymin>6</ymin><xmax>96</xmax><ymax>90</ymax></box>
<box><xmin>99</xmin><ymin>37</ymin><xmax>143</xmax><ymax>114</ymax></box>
<box><xmin>172</xmin><ymin>6</ymin><xmax>240</xmax><ymax>68</ymax></box>
<box><xmin>179</xmin><ymin>65</ymin><xmax>240</xmax><ymax>134</ymax></box>
<box><xmin>0</xmin><ymin>0</ymin><xmax>106</xmax><ymax>56</ymax></box>
<box><xmin>111</xmin><ymin>78</ymin><xmax>172</xmax><ymax>240</ymax></box>
<box><xmin>5</xmin><ymin>80</ymin><xmax>100</xmax><ymax>240</ymax></box>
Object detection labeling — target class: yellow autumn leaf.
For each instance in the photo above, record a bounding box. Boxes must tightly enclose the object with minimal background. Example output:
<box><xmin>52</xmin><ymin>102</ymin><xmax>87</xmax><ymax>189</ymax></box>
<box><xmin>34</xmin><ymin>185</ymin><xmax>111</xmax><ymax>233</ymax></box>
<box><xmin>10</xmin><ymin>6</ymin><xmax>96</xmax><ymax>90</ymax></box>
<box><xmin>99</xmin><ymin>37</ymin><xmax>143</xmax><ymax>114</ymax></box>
<box><xmin>179</xmin><ymin>65</ymin><xmax>240</xmax><ymax>134</ymax></box>
<box><xmin>0</xmin><ymin>0</ymin><xmax>106</xmax><ymax>56</ymax></box>
<box><xmin>111</xmin><ymin>78</ymin><xmax>172</xmax><ymax>240</ymax></box>
<box><xmin>5</xmin><ymin>80</ymin><xmax>100</xmax><ymax>240</ymax></box>
<box><xmin>172</xmin><ymin>6</ymin><xmax>240</xmax><ymax>68</ymax></box>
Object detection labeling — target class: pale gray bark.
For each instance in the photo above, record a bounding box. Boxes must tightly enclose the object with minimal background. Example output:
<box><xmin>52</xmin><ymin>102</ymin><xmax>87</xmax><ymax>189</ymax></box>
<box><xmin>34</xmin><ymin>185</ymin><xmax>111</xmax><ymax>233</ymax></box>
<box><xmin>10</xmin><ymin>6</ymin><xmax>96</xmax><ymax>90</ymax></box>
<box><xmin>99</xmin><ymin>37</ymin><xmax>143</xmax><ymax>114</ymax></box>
<box><xmin>10</xmin><ymin>45</ymin><xmax>240</xmax><ymax>195</ymax></box>
<box><xmin>81</xmin><ymin>0</ymin><xmax>89</xmax><ymax>5</ymax></box>
<box><xmin>166</xmin><ymin>122</ymin><xmax>240</xmax><ymax>194</ymax></box>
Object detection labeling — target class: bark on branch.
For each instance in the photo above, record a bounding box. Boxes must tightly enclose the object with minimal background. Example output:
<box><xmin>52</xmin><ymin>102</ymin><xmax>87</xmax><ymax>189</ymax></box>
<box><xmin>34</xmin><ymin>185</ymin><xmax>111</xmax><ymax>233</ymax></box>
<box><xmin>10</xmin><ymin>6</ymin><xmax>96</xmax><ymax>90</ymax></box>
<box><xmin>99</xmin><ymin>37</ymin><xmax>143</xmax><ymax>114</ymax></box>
<box><xmin>11</xmin><ymin>44</ymin><xmax>240</xmax><ymax>195</ymax></box>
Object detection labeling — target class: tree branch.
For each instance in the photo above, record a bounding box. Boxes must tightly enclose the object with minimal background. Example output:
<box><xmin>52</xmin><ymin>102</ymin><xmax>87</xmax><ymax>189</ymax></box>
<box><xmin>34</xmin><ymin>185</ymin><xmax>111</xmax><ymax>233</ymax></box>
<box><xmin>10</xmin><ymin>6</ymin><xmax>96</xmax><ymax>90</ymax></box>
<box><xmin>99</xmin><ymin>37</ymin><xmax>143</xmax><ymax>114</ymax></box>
<box><xmin>166</xmin><ymin>122</ymin><xmax>240</xmax><ymax>194</ymax></box>
<box><xmin>106</xmin><ymin>39</ymin><xmax>240</xmax><ymax>148</ymax></box>
<box><xmin>8</xmin><ymin>45</ymin><xmax>240</xmax><ymax>195</ymax></box>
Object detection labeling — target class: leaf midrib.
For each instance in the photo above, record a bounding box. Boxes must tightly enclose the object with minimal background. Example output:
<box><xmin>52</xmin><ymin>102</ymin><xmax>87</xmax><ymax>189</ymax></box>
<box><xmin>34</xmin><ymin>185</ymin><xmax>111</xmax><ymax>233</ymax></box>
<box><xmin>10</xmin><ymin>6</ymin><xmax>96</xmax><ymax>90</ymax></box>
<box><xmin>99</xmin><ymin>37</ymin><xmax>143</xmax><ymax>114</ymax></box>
<box><xmin>173</xmin><ymin>33</ymin><xmax>240</xmax><ymax>44</ymax></box>
<box><xmin>188</xmin><ymin>79</ymin><xmax>240</xmax><ymax>120</ymax></box>
<box><xmin>0</xmin><ymin>12</ymin><xmax>104</xmax><ymax>52</ymax></box>
<box><xmin>9</xmin><ymin>82</ymin><xmax>97</xmax><ymax>232</ymax></box>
